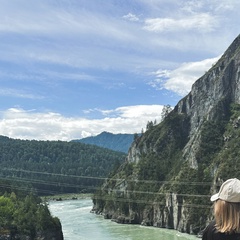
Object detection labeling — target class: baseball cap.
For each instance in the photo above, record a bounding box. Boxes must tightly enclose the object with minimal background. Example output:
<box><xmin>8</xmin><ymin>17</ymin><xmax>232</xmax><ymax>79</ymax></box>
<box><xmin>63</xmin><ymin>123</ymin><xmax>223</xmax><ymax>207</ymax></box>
<box><xmin>210</xmin><ymin>178</ymin><xmax>240</xmax><ymax>202</ymax></box>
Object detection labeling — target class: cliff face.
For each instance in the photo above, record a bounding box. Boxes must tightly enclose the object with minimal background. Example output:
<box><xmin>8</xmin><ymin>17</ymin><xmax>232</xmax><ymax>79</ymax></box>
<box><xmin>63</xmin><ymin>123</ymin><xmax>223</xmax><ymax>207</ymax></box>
<box><xmin>92</xmin><ymin>34</ymin><xmax>240</xmax><ymax>235</ymax></box>
<box><xmin>178</xmin><ymin>35</ymin><xmax>240</xmax><ymax>169</ymax></box>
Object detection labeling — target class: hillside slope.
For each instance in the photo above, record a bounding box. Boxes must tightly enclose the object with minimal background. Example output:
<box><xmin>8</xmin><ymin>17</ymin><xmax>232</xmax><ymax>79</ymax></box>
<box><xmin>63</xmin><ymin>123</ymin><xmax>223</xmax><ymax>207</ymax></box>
<box><xmin>92</xmin><ymin>34</ymin><xmax>240</xmax><ymax>235</ymax></box>
<box><xmin>0</xmin><ymin>136</ymin><xmax>126</xmax><ymax>195</ymax></box>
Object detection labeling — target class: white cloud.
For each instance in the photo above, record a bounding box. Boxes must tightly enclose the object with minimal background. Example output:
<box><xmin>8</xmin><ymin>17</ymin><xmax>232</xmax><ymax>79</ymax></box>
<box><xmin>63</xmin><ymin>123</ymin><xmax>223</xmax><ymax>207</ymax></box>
<box><xmin>150</xmin><ymin>56</ymin><xmax>220</xmax><ymax>96</ymax></box>
<box><xmin>0</xmin><ymin>88</ymin><xmax>44</xmax><ymax>99</ymax></box>
<box><xmin>0</xmin><ymin>105</ymin><xmax>165</xmax><ymax>141</ymax></box>
<box><xmin>122</xmin><ymin>13</ymin><xmax>140</xmax><ymax>22</ymax></box>
<box><xmin>143</xmin><ymin>13</ymin><xmax>218</xmax><ymax>33</ymax></box>
<box><xmin>114</xmin><ymin>105</ymin><xmax>163</xmax><ymax>118</ymax></box>
<box><xmin>180</xmin><ymin>0</ymin><xmax>204</xmax><ymax>13</ymax></box>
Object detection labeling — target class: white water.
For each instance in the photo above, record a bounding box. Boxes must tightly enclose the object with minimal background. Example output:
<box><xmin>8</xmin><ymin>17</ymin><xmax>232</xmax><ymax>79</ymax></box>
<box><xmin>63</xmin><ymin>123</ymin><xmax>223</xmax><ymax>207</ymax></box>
<box><xmin>48</xmin><ymin>199</ymin><xmax>199</xmax><ymax>240</ymax></box>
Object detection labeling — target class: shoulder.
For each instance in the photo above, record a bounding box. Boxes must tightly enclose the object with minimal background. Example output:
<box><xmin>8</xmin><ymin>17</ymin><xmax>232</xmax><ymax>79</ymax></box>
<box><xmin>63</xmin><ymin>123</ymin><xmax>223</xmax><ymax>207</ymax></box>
<box><xmin>203</xmin><ymin>221</ymin><xmax>216</xmax><ymax>233</ymax></box>
<box><xmin>202</xmin><ymin>221</ymin><xmax>240</xmax><ymax>240</ymax></box>
<box><xmin>202</xmin><ymin>221</ymin><xmax>218</xmax><ymax>240</ymax></box>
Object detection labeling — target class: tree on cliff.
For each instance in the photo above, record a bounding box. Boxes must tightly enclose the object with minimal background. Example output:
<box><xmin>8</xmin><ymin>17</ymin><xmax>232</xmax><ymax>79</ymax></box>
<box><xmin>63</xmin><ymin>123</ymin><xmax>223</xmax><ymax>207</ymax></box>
<box><xmin>161</xmin><ymin>104</ymin><xmax>172</xmax><ymax>120</ymax></box>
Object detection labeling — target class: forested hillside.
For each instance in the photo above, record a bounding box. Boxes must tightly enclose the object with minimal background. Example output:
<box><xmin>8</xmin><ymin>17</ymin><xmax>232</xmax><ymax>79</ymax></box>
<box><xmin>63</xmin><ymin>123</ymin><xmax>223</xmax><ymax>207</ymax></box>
<box><xmin>0</xmin><ymin>180</ymin><xmax>63</xmax><ymax>239</ymax></box>
<box><xmin>73</xmin><ymin>131</ymin><xmax>136</xmax><ymax>153</ymax></box>
<box><xmin>0</xmin><ymin>136</ymin><xmax>126</xmax><ymax>195</ymax></box>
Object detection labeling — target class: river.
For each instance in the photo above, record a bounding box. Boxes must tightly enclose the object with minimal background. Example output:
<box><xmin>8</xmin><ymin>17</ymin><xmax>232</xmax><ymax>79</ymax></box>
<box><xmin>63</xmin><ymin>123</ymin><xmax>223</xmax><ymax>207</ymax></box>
<box><xmin>48</xmin><ymin>199</ymin><xmax>199</xmax><ymax>240</ymax></box>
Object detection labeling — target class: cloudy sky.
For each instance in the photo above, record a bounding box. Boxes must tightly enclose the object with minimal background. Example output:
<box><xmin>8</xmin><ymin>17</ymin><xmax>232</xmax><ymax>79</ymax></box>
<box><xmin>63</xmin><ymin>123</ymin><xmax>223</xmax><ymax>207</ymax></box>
<box><xmin>0</xmin><ymin>0</ymin><xmax>239</xmax><ymax>141</ymax></box>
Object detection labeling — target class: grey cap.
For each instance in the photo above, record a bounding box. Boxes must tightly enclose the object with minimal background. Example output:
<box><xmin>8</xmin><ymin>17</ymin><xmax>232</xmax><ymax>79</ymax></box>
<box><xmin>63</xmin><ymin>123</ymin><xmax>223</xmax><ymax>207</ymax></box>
<box><xmin>211</xmin><ymin>178</ymin><xmax>240</xmax><ymax>202</ymax></box>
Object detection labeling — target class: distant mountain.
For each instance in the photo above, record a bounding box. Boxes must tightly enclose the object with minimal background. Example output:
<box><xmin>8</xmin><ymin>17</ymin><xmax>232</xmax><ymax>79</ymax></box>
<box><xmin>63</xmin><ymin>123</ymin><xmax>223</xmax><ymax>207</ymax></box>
<box><xmin>73</xmin><ymin>131</ymin><xmax>136</xmax><ymax>153</ymax></box>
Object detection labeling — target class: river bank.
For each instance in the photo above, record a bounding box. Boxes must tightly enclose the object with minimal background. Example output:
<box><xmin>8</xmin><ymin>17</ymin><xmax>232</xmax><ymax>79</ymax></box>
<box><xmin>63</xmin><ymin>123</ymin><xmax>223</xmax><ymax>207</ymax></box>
<box><xmin>49</xmin><ymin>198</ymin><xmax>199</xmax><ymax>240</ymax></box>
<box><xmin>43</xmin><ymin>193</ymin><xmax>93</xmax><ymax>201</ymax></box>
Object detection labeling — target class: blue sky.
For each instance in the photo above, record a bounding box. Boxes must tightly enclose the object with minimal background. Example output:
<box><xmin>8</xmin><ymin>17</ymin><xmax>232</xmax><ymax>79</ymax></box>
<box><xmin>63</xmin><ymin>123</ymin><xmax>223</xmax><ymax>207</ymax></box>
<box><xmin>0</xmin><ymin>0</ymin><xmax>240</xmax><ymax>141</ymax></box>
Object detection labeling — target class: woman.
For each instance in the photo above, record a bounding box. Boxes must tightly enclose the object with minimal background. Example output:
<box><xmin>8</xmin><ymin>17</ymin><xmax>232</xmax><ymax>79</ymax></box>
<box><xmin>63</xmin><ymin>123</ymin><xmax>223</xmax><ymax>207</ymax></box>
<box><xmin>202</xmin><ymin>178</ymin><xmax>240</xmax><ymax>240</ymax></box>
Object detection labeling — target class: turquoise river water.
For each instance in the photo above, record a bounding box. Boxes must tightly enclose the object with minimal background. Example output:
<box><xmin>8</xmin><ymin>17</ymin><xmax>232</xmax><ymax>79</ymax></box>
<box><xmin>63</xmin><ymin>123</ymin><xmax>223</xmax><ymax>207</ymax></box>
<box><xmin>48</xmin><ymin>199</ymin><xmax>199</xmax><ymax>240</ymax></box>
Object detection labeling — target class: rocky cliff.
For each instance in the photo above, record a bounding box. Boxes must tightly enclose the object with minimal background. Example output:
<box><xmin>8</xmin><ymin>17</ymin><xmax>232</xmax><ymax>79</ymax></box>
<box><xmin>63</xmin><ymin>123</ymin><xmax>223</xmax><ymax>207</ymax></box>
<box><xmin>92</xmin><ymin>34</ymin><xmax>240</xmax><ymax>235</ymax></box>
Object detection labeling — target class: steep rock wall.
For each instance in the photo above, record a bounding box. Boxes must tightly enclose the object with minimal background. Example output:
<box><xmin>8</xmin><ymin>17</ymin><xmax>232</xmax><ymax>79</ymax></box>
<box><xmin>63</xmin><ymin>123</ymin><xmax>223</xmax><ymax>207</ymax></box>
<box><xmin>93</xmin><ymin>34</ymin><xmax>240</xmax><ymax>235</ymax></box>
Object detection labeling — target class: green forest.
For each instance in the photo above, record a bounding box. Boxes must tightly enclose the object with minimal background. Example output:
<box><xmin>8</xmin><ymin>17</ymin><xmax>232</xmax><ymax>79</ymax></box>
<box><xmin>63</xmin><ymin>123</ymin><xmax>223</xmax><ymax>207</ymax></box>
<box><xmin>0</xmin><ymin>136</ymin><xmax>126</xmax><ymax>195</ymax></box>
<box><xmin>0</xmin><ymin>180</ymin><xmax>62</xmax><ymax>239</ymax></box>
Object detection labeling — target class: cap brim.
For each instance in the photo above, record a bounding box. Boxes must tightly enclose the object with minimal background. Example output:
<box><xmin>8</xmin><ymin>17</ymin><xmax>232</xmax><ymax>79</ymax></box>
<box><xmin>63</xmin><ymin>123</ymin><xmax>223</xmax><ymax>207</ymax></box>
<box><xmin>210</xmin><ymin>193</ymin><xmax>219</xmax><ymax>202</ymax></box>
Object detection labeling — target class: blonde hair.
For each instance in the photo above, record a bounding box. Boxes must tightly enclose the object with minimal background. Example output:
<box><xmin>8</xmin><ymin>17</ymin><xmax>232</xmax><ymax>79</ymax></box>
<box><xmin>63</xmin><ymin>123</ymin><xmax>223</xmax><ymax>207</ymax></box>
<box><xmin>214</xmin><ymin>199</ymin><xmax>240</xmax><ymax>233</ymax></box>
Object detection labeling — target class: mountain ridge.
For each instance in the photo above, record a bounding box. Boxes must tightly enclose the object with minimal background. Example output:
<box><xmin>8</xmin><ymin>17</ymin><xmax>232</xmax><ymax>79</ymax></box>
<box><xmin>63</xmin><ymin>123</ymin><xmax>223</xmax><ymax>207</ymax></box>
<box><xmin>73</xmin><ymin>131</ymin><xmax>136</xmax><ymax>153</ymax></box>
<box><xmin>92</xmin><ymin>34</ymin><xmax>240</xmax><ymax>235</ymax></box>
